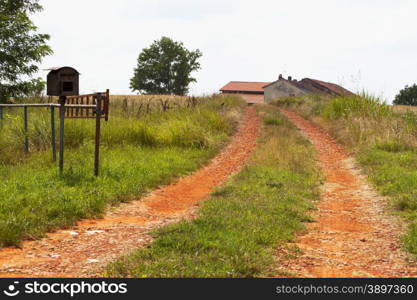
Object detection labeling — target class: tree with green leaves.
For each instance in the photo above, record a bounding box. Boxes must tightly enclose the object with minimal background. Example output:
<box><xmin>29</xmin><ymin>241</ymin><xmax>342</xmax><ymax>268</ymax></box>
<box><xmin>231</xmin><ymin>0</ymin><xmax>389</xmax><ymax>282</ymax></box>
<box><xmin>130</xmin><ymin>37</ymin><xmax>202</xmax><ymax>95</ymax></box>
<box><xmin>0</xmin><ymin>0</ymin><xmax>52</xmax><ymax>102</ymax></box>
<box><xmin>393</xmin><ymin>84</ymin><xmax>417</xmax><ymax>106</ymax></box>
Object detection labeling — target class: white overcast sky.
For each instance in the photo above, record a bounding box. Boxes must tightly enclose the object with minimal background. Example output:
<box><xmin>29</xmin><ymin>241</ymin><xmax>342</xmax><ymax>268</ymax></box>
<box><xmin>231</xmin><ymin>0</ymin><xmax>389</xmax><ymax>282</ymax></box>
<box><xmin>32</xmin><ymin>0</ymin><xmax>417</xmax><ymax>102</ymax></box>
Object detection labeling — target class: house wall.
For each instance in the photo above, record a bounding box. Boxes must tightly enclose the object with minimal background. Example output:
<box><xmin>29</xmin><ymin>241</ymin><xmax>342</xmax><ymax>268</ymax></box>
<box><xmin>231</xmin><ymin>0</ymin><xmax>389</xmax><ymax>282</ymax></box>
<box><xmin>264</xmin><ymin>80</ymin><xmax>307</xmax><ymax>103</ymax></box>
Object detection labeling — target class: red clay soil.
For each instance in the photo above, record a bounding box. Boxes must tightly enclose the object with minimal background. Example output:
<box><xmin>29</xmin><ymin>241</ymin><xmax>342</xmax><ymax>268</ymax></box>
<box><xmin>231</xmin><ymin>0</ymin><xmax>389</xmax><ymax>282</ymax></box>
<box><xmin>278</xmin><ymin>109</ymin><xmax>417</xmax><ymax>277</ymax></box>
<box><xmin>239</xmin><ymin>94</ymin><xmax>264</xmax><ymax>104</ymax></box>
<box><xmin>0</xmin><ymin>107</ymin><xmax>260</xmax><ymax>278</ymax></box>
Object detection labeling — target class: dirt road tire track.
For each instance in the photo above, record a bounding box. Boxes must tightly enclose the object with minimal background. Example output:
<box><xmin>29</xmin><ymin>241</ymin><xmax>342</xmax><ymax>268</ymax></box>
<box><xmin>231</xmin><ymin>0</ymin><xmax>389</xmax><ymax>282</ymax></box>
<box><xmin>278</xmin><ymin>109</ymin><xmax>417</xmax><ymax>277</ymax></box>
<box><xmin>0</xmin><ymin>107</ymin><xmax>260</xmax><ymax>278</ymax></box>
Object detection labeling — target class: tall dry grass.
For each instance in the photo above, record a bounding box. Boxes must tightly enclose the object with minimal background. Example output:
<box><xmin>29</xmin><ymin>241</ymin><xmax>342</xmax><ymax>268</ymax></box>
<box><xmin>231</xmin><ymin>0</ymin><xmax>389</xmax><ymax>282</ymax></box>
<box><xmin>0</xmin><ymin>94</ymin><xmax>245</xmax><ymax>165</ymax></box>
<box><xmin>272</xmin><ymin>93</ymin><xmax>417</xmax><ymax>152</ymax></box>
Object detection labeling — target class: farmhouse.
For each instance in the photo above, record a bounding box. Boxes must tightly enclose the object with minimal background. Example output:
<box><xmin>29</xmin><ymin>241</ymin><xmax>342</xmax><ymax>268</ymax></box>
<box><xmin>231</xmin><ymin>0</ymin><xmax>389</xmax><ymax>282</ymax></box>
<box><xmin>219</xmin><ymin>81</ymin><xmax>270</xmax><ymax>104</ymax></box>
<box><xmin>262</xmin><ymin>75</ymin><xmax>308</xmax><ymax>101</ymax></box>
<box><xmin>220</xmin><ymin>75</ymin><xmax>353</xmax><ymax>104</ymax></box>
<box><xmin>263</xmin><ymin>75</ymin><xmax>354</xmax><ymax>102</ymax></box>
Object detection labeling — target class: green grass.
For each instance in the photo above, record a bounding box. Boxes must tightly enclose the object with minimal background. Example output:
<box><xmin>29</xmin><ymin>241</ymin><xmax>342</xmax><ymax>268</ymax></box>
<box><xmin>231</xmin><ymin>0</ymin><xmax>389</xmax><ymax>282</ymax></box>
<box><xmin>358</xmin><ymin>148</ymin><xmax>417</xmax><ymax>254</ymax></box>
<box><xmin>105</xmin><ymin>105</ymin><xmax>320</xmax><ymax>278</ymax></box>
<box><xmin>263</xmin><ymin>117</ymin><xmax>283</xmax><ymax>126</ymax></box>
<box><xmin>0</xmin><ymin>95</ymin><xmax>245</xmax><ymax>246</ymax></box>
<box><xmin>0</xmin><ymin>95</ymin><xmax>243</xmax><ymax>164</ymax></box>
<box><xmin>321</xmin><ymin>93</ymin><xmax>392</xmax><ymax>120</ymax></box>
<box><xmin>272</xmin><ymin>93</ymin><xmax>417</xmax><ymax>257</ymax></box>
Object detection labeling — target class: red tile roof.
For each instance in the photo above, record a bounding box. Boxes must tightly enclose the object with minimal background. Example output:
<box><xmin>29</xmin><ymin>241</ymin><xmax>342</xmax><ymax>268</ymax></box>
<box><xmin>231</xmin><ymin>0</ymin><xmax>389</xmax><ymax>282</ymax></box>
<box><xmin>220</xmin><ymin>81</ymin><xmax>270</xmax><ymax>93</ymax></box>
<box><xmin>302</xmin><ymin>78</ymin><xmax>353</xmax><ymax>96</ymax></box>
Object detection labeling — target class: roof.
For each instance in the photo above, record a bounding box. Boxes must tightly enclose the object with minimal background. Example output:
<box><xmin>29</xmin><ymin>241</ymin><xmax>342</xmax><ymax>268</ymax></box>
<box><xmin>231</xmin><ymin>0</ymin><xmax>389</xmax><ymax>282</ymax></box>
<box><xmin>45</xmin><ymin>66</ymin><xmax>80</xmax><ymax>74</ymax></box>
<box><xmin>263</xmin><ymin>79</ymin><xmax>306</xmax><ymax>90</ymax></box>
<box><xmin>265</xmin><ymin>77</ymin><xmax>354</xmax><ymax>96</ymax></box>
<box><xmin>220</xmin><ymin>81</ymin><xmax>270</xmax><ymax>93</ymax></box>
<box><xmin>263</xmin><ymin>81</ymin><xmax>279</xmax><ymax>89</ymax></box>
<box><xmin>301</xmin><ymin>78</ymin><xmax>353</xmax><ymax>95</ymax></box>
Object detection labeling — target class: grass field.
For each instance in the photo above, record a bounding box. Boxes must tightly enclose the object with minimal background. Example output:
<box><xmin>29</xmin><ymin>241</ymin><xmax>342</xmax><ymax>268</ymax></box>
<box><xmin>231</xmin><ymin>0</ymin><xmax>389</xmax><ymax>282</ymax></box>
<box><xmin>273</xmin><ymin>94</ymin><xmax>417</xmax><ymax>256</ymax></box>
<box><xmin>105</xmin><ymin>105</ymin><xmax>320</xmax><ymax>278</ymax></box>
<box><xmin>391</xmin><ymin>105</ymin><xmax>417</xmax><ymax>114</ymax></box>
<box><xmin>0</xmin><ymin>94</ymin><xmax>245</xmax><ymax>246</ymax></box>
<box><xmin>0</xmin><ymin>95</ymin><xmax>231</xmax><ymax>164</ymax></box>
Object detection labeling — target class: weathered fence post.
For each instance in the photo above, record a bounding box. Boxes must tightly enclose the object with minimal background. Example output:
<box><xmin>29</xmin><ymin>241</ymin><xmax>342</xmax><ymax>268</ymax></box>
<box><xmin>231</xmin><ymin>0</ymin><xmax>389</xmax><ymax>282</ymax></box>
<box><xmin>59</xmin><ymin>96</ymin><xmax>66</xmax><ymax>174</ymax></box>
<box><xmin>0</xmin><ymin>107</ymin><xmax>3</xmax><ymax>127</ymax></box>
<box><xmin>94</xmin><ymin>93</ymin><xmax>102</xmax><ymax>176</ymax></box>
<box><xmin>105</xmin><ymin>89</ymin><xmax>109</xmax><ymax>121</ymax></box>
<box><xmin>23</xmin><ymin>106</ymin><xmax>29</xmax><ymax>153</ymax></box>
<box><xmin>50</xmin><ymin>105</ymin><xmax>56</xmax><ymax>162</ymax></box>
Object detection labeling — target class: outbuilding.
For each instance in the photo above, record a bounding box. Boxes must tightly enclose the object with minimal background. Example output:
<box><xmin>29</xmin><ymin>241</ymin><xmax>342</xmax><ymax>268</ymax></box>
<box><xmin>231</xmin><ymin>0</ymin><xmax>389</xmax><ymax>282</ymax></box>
<box><xmin>263</xmin><ymin>75</ymin><xmax>354</xmax><ymax>103</ymax></box>
<box><xmin>219</xmin><ymin>81</ymin><xmax>270</xmax><ymax>104</ymax></box>
<box><xmin>263</xmin><ymin>75</ymin><xmax>308</xmax><ymax>102</ymax></box>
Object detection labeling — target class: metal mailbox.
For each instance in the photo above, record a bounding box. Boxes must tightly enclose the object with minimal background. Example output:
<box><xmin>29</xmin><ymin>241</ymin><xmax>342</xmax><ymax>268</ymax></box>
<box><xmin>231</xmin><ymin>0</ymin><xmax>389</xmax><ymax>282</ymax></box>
<box><xmin>46</xmin><ymin>66</ymin><xmax>80</xmax><ymax>97</ymax></box>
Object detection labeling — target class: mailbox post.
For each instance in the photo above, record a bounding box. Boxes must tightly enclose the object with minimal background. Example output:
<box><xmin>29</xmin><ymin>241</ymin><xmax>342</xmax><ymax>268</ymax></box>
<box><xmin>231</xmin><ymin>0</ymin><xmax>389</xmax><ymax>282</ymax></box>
<box><xmin>58</xmin><ymin>96</ymin><xmax>66</xmax><ymax>174</ymax></box>
<box><xmin>1</xmin><ymin>66</ymin><xmax>109</xmax><ymax>176</ymax></box>
<box><xmin>44</xmin><ymin>67</ymin><xmax>109</xmax><ymax>176</ymax></box>
<box><xmin>46</xmin><ymin>66</ymin><xmax>80</xmax><ymax>174</ymax></box>
<box><xmin>94</xmin><ymin>94</ymin><xmax>102</xmax><ymax>176</ymax></box>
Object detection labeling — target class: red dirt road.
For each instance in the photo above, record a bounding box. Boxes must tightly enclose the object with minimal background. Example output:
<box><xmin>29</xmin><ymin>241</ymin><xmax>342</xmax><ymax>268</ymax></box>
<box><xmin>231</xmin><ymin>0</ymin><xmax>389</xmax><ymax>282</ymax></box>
<box><xmin>0</xmin><ymin>107</ymin><xmax>260</xmax><ymax>278</ymax></box>
<box><xmin>239</xmin><ymin>94</ymin><xmax>264</xmax><ymax>104</ymax></box>
<box><xmin>278</xmin><ymin>109</ymin><xmax>417</xmax><ymax>277</ymax></box>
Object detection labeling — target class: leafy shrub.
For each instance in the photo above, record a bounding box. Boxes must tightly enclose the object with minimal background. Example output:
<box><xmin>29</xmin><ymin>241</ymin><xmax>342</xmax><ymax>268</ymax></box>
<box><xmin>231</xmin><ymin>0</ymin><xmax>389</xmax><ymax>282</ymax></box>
<box><xmin>393</xmin><ymin>84</ymin><xmax>417</xmax><ymax>106</ymax></box>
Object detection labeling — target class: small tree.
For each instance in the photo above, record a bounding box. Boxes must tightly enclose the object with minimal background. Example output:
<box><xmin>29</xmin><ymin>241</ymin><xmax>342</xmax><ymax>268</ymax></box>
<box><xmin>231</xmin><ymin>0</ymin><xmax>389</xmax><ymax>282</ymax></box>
<box><xmin>27</xmin><ymin>77</ymin><xmax>46</xmax><ymax>97</ymax></box>
<box><xmin>393</xmin><ymin>84</ymin><xmax>417</xmax><ymax>106</ymax></box>
<box><xmin>130</xmin><ymin>37</ymin><xmax>202</xmax><ymax>95</ymax></box>
<box><xmin>0</xmin><ymin>0</ymin><xmax>52</xmax><ymax>102</ymax></box>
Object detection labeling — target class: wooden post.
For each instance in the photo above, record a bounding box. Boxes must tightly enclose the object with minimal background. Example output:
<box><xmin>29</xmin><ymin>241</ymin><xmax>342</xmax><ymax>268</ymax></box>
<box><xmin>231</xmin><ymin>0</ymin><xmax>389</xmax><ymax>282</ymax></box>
<box><xmin>23</xmin><ymin>106</ymin><xmax>29</xmax><ymax>153</ymax></box>
<box><xmin>0</xmin><ymin>107</ymin><xmax>3</xmax><ymax>127</ymax></box>
<box><xmin>94</xmin><ymin>94</ymin><xmax>102</xmax><ymax>176</ymax></box>
<box><xmin>59</xmin><ymin>96</ymin><xmax>66</xmax><ymax>174</ymax></box>
<box><xmin>50</xmin><ymin>106</ymin><xmax>56</xmax><ymax>162</ymax></box>
<box><xmin>105</xmin><ymin>89</ymin><xmax>109</xmax><ymax>121</ymax></box>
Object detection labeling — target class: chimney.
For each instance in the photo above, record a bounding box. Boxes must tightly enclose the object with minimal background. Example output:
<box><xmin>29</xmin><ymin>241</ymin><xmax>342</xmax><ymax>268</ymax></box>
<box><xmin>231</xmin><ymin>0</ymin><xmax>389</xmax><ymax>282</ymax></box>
<box><xmin>288</xmin><ymin>76</ymin><xmax>292</xmax><ymax>81</ymax></box>
<box><xmin>278</xmin><ymin>74</ymin><xmax>283</xmax><ymax>80</ymax></box>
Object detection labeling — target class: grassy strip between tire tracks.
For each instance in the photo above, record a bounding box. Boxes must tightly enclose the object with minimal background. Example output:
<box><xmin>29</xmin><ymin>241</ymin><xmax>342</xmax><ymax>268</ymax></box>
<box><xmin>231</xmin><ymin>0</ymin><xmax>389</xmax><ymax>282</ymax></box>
<box><xmin>106</xmin><ymin>105</ymin><xmax>320</xmax><ymax>278</ymax></box>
